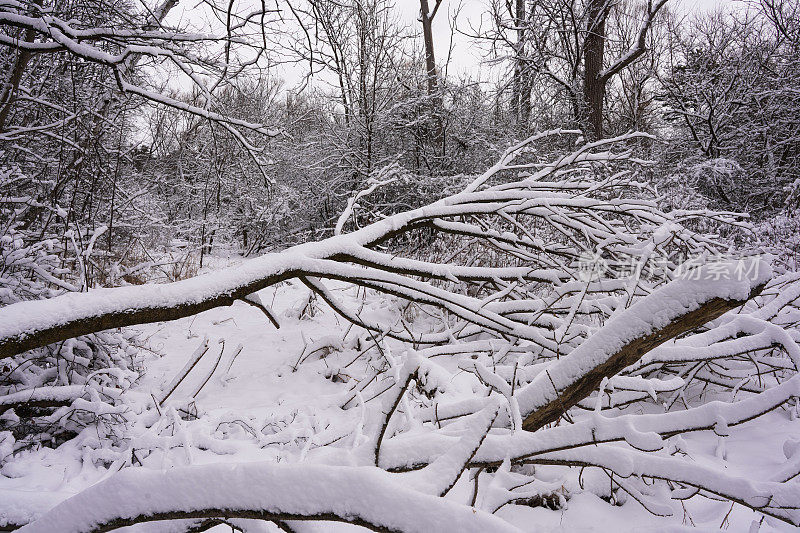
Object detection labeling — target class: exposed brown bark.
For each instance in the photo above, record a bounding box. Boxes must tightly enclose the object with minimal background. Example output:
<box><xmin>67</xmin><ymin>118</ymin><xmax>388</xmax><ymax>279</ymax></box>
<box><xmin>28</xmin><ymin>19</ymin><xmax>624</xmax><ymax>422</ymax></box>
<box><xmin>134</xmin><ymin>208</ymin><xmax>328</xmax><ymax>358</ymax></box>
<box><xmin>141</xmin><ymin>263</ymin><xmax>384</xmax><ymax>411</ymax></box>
<box><xmin>0</xmin><ymin>398</ymin><xmax>72</xmax><ymax>416</ymax></box>
<box><xmin>521</xmin><ymin>282</ymin><xmax>765</xmax><ymax>432</ymax></box>
<box><xmin>581</xmin><ymin>0</ymin><xmax>668</xmax><ymax>140</ymax></box>
<box><xmin>54</xmin><ymin>508</ymin><xmax>398</xmax><ymax>533</ymax></box>
<box><xmin>0</xmin><ymin>270</ymin><xmax>298</xmax><ymax>358</ymax></box>
<box><xmin>582</xmin><ymin>0</ymin><xmax>611</xmax><ymax>141</ymax></box>
<box><xmin>419</xmin><ymin>0</ymin><xmax>444</xmax><ymax>146</ymax></box>
<box><xmin>241</xmin><ymin>294</ymin><xmax>281</xmax><ymax>329</ymax></box>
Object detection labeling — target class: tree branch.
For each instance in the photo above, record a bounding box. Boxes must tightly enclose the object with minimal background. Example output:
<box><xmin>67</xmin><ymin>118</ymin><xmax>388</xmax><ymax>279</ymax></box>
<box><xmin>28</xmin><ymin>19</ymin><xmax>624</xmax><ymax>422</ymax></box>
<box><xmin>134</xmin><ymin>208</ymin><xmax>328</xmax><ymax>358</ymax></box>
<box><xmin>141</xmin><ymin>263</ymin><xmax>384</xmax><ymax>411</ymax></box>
<box><xmin>599</xmin><ymin>0</ymin><xmax>668</xmax><ymax>83</ymax></box>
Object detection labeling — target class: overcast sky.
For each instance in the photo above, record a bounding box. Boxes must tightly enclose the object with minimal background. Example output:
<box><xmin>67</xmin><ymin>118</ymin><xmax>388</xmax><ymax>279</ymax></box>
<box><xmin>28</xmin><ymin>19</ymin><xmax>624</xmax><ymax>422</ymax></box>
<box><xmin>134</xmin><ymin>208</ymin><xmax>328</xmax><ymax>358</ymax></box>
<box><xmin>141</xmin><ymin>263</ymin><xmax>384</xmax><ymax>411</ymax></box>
<box><xmin>391</xmin><ymin>0</ymin><xmax>728</xmax><ymax>78</ymax></box>
<box><xmin>163</xmin><ymin>0</ymin><xmax>732</xmax><ymax>93</ymax></box>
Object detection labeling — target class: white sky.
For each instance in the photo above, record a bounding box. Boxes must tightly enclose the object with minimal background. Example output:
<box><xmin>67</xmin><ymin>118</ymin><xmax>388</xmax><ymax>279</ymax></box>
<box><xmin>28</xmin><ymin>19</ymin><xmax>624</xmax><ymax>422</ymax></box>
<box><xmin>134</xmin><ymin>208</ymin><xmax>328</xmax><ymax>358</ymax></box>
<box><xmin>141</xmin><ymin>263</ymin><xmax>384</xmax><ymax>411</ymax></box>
<box><xmin>162</xmin><ymin>0</ymin><xmax>732</xmax><ymax>94</ymax></box>
<box><xmin>390</xmin><ymin>0</ymin><xmax>730</xmax><ymax>79</ymax></box>
<box><xmin>138</xmin><ymin>0</ymin><xmax>730</xmax><ymax>144</ymax></box>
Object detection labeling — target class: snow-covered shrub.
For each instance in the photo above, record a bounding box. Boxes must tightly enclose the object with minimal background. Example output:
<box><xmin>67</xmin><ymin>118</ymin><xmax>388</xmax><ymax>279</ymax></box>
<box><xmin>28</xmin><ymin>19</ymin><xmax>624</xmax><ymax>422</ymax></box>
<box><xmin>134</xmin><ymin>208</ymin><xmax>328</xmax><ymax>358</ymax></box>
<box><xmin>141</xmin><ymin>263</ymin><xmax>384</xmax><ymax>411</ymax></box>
<box><xmin>0</xmin><ymin>167</ymin><xmax>144</xmax><ymax>461</ymax></box>
<box><xmin>659</xmin><ymin>4</ymin><xmax>800</xmax><ymax>216</ymax></box>
<box><xmin>656</xmin><ymin>156</ymin><xmax>732</xmax><ymax>213</ymax></box>
<box><xmin>754</xmin><ymin>210</ymin><xmax>800</xmax><ymax>271</ymax></box>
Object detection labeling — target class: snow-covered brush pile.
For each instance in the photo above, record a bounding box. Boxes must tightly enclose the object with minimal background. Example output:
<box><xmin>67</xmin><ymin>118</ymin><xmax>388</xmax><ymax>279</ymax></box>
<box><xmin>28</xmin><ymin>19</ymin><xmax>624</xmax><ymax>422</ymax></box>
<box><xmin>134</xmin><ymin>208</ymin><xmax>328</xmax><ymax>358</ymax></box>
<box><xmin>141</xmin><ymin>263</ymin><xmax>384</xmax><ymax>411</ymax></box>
<box><xmin>3</xmin><ymin>131</ymin><xmax>800</xmax><ymax>532</ymax></box>
<box><xmin>0</xmin><ymin>166</ymin><xmax>144</xmax><ymax>465</ymax></box>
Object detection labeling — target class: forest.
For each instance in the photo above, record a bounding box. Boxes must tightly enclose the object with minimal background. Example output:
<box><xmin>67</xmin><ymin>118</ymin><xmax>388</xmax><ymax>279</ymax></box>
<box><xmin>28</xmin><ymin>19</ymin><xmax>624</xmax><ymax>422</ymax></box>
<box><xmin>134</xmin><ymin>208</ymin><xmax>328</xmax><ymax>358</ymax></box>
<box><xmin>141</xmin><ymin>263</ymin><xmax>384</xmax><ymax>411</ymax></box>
<box><xmin>0</xmin><ymin>0</ymin><xmax>799</xmax><ymax>531</ymax></box>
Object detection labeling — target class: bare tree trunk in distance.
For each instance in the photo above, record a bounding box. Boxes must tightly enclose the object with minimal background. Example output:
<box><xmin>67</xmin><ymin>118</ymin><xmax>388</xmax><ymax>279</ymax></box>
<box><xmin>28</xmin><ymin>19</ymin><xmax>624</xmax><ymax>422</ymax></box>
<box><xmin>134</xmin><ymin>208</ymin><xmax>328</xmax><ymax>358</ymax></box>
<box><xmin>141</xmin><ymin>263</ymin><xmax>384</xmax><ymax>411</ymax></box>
<box><xmin>583</xmin><ymin>0</ymin><xmax>668</xmax><ymax>140</ymax></box>
<box><xmin>512</xmin><ymin>0</ymin><xmax>530</xmax><ymax>132</ymax></box>
<box><xmin>419</xmin><ymin>0</ymin><xmax>444</xmax><ymax>148</ymax></box>
<box><xmin>582</xmin><ymin>0</ymin><xmax>611</xmax><ymax>141</ymax></box>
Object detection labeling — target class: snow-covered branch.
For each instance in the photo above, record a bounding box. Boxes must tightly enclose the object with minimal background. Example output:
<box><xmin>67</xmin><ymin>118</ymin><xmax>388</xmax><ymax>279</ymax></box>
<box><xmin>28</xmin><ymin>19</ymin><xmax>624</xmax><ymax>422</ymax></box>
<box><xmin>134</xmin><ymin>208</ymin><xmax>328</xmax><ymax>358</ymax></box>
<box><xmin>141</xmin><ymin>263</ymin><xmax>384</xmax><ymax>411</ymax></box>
<box><xmin>0</xmin><ymin>131</ymin><xmax>737</xmax><ymax>357</ymax></box>
<box><xmin>5</xmin><ymin>131</ymin><xmax>798</xmax><ymax>532</ymax></box>
<box><xmin>16</xmin><ymin>462</ymin><xmax>520</xmax><ymax>533</ymax></box>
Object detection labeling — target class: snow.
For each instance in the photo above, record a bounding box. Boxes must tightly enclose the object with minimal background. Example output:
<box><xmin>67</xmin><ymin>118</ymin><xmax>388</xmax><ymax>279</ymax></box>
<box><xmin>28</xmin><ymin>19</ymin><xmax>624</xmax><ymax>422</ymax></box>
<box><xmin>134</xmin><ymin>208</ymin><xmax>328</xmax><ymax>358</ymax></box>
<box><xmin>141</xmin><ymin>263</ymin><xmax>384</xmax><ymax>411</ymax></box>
<box><xmin>0</xmin><ymin>130</ymin><xmax>724</xmax><ymax>357</ymax></box>
<box><xmin>2</xmin><ymin>264</ymin><xmax>799</xmax><ymax>532</ymax></box>
<box><xmin>513</xmin><ymin>258</ymin><xmax>771</xmax><ymax>420</ymax></box>
<box><xmin>2</xmin><ymin>130</ymin><xmax>799</xmax><ymax>532</ymax></box>
<box><xmin>17</xmin><ymin>462</ymin><xmax>521</xmax><ymax>533</ymax></box>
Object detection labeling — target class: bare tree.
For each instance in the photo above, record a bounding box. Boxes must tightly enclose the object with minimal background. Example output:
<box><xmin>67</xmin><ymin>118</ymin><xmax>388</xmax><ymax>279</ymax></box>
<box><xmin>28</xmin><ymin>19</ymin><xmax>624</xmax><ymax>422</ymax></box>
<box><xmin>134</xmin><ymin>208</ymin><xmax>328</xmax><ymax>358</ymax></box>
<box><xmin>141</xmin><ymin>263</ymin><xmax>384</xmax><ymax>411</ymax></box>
<box><xmin>582</xmin><ymin>0</ymin><xmax>667</xmax><ymax>139</ymax></box>
<box><xmin>419</xmin><ymin>0</ymin><xmax>444</xmax><ymax>103</ymax></box>
<box><xmin>658</xmin><ymin>4</ymin><xmax>800</xmax><ymax>212</ymax></box>
<box><xmin>480</xmin><ymin>0</ymin><xmax>667</xmax><ymax>139</ymax></box>
<box><xmin>0</xmin><ymin>0</ymin><xmax>282</xmax><ymax>169</ymax></box>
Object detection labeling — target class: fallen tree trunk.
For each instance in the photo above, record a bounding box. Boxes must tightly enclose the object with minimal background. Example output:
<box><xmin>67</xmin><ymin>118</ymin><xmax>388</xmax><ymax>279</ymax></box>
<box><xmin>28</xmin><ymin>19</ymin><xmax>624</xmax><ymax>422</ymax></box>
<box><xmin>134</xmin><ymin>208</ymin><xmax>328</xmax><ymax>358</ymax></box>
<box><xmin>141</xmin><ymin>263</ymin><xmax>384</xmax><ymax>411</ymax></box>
<box><xmin>0</xmin><ymin>131</ymin><xmax>699</xmax><ymax>358</ymax></box>
<box><xmin>518</xmin><ymin>275</ymin><xmax>767</xmax><ymax>431</ymax></box>
<box><xmin>15</xmin><ymin>458</ymin><xmax>520</xmax><ymax>533</ymax></box>
<box><xmin>382</xmin><ymin>259</ymin><xmax>772</xmax><ymax>435</ymax></box>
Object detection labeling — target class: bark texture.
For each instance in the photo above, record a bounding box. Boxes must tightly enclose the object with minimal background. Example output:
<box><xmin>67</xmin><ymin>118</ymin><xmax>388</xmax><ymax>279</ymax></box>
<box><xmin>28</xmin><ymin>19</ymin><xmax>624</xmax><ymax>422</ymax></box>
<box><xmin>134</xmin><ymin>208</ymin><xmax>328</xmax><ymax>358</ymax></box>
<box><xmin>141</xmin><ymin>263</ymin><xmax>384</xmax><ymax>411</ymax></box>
<box><xmin>521</xmin><ymin>283</ymin><xmax>764</xmax><ymax>432</ymax></box>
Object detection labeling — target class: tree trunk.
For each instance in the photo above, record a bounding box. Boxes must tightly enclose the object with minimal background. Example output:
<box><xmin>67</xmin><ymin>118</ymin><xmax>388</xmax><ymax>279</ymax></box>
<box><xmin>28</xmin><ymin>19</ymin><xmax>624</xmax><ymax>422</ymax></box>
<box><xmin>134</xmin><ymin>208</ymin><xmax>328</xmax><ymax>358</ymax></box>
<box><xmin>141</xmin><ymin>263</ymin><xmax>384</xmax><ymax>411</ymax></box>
<box><xmin>521</xmin><ymin>282</ymin><xmax>765</xmax><ymax>432</ymax></box>
<box><xmin>582</xmin><ymin>0</ymin><xmax>609</xmax><ymax>140</ymax></box>
<box><xmin>512</xmin><ymin>0</ymin><xmax>530</xmax><ymax>131</ymax></box>
<box><xmin>419</xmin><ymin>0</ymin><xmax>444</xmax><ymax>149</ymax></box>
<box><xmin>0</xmin><ymin>0</ymin><xmax>42</xmax><ymax>131</ymax></box>
<box><xmin>420</xmin><ymin>0</ymin><xmax>439</xmax><ymax>100</ymax></box>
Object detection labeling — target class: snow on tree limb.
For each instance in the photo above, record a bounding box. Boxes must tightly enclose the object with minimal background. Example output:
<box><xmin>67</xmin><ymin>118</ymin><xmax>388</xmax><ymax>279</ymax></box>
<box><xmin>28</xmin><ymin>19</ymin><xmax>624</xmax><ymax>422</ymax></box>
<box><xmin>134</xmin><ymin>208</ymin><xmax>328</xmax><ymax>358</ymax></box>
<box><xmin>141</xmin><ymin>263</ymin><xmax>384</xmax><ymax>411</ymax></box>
<box><xmin>532</xmin><ymin>447</ymin><xmax>800</xmax><ymax>526</ymax></box>
<box><xmin>0</xmin><ymin>0</ymin><xmax>281</xmax><ymax>183</ymax></box>
<box><xmin>0</xmin><ymin>130</ymin><xmax>716</xmax><ymax>357</ymax></box>
<box><xmin>517</xmin><ymin>258</ymin><xmax>771</xmax><ymax>431</ymax></box>
<box><xmin>371</xmin><ymin>258</ymin><xmax>773</xmax><ymax>442</ymax></box>
<box><xmin>1</xmin><ymin>2</ymin><xmax>799</xmax><ymax>528</ymax></box>
<box><xmin>374</xmin><ymin>372</ymin><xmax>800</xmax><ymax>477</ymax></box>
<box><xmin>0</xmin><ymin>384</ymin><xmax>122</xmax><ymax>415</ymax></box>
<box><xmin>16</xmin><ymin>462</ymin><xmax>521</xmax><ymax>533</ymax></box>
<box><xmin>1</xmin><ymin>128</ymin><xmax>797</xmax><ymax>532</ymax></box>
<box><xmin>598</xmin><ymin>0</ymin><xmax>669</xmax><ymax>82</ymax></box>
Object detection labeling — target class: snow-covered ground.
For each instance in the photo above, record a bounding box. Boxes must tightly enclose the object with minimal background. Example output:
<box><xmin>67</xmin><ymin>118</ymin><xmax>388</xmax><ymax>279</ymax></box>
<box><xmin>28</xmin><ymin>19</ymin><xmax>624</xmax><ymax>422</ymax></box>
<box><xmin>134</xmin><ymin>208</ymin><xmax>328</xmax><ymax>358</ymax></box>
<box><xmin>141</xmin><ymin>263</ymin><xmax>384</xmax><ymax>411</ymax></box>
<box><xmin>3</xmin><ymin>253</ymin><xmax>799</xmax><ymax>532</ymax></box>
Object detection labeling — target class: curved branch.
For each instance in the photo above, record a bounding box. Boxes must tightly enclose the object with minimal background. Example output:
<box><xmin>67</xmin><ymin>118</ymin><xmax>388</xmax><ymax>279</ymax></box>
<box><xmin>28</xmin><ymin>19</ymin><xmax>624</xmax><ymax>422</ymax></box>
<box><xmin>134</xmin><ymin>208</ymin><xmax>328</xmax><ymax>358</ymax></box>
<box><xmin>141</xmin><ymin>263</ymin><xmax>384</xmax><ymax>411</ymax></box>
<box><xmin>517</xmin><ymin>260</ymin><xmax>769</xmax><ymax>431</ymax></box>
<box><xmin>17</xmin><ymin>463</ymin><xmax>520</xmax><ymax>533</ymax></box>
